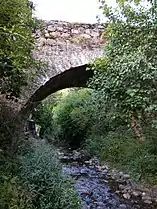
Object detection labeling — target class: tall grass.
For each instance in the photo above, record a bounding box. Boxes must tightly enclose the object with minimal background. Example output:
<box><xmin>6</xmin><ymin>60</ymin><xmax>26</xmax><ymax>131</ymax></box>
<box><xmin>0</xmin><ymin>140</ymin><xmax>81</xmax><ymax>209</ymax></box>
<box><xmin>20</xmin><ymin>140</ymin><xmax>81</xmax><ymax>209</ymax></box>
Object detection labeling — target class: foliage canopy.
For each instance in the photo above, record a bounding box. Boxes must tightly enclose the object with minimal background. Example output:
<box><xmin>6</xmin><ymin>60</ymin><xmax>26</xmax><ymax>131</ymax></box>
<box><xmin>0</xmin><ymin>0</ymin><xmax>37</xmax><ymax>97</ymax></box>
<box><xmin>94</xmin><ymin>0</ymin><xmax>157</xmax><ymax>114</ymax></box>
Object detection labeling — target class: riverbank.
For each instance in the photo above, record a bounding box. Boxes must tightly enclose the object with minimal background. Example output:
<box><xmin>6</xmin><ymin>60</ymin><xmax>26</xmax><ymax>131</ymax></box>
<box><xmin>59</xmin><ymin>148</ymin><xmax>157</xmax><ymax>209</ymax></box>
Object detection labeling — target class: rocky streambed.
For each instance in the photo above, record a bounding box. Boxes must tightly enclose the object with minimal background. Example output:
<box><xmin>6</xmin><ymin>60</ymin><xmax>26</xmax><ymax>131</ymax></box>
<box><xmin>59</xmin><ymin>149</ymin><xmax>157</xmax><ymax>209</ymax></box>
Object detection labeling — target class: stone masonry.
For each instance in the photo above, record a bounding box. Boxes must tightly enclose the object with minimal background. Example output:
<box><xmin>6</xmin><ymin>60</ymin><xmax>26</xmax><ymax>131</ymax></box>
<box><xmin>21</xmin><ymin>20</ymin><xmax>106</xmax><ymax>108</ymax></box>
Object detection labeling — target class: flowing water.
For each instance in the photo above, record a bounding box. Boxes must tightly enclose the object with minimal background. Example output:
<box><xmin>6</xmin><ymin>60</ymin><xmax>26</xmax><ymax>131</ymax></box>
<box><xmin>59</xmin><ymin>149</ymin><xmax>157</xmax><ymax>209</ymax></box>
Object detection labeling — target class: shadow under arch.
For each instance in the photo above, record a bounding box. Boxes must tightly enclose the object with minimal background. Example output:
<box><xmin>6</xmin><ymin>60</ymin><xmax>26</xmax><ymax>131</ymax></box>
<box><xmin>21</xmin><ymin>64</ymin><xmax>93</xmax><ymax>116</ymax></box>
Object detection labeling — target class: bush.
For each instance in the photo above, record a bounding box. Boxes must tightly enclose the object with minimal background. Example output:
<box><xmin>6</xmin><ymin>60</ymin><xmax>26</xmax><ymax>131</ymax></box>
<box><xmin>32</xmin><ymin>103</ymin><xmax>54</xmax><ymax>137</ymax></box>
<box><xmin>85</xmin><ymin>134</ymin><xmax>104</xmax><ymax>157</ymax></box>
<box><xmin>0</xmin><ymin>101</ymin><xmax>22</xmax><ymax>151</ymax></box>
<box><xmin>20</xmin><ymin>140</ymin><xmax>81</xmax><ymax>209</ymax></box>
<box><xmin>0</xmin><ymin>156</ymin><xmax>34</xmax><ymax>209</ymax></box>
<box><xmin>0</xmin><ymin>139</ymin><xmax>81</xmax><ymax>209</ymax></box>
<box><xmin>125</xmin><ymin>140</ymin><xmax>157</xmax><ymax>183</ymax></box>
<box><xmin>0</xmin><ymin>0</ymin><xmax>37</xmax><ymax>97</ymax></box>
<box><xmin>53</xmin><ymin>89</ymin><xmax>91</xmax><ymax>147</ymax></box>
<box><xmin>85</xmin><ymin>128</ymin><xmax>157</xmax><ymax>184</ymax></box>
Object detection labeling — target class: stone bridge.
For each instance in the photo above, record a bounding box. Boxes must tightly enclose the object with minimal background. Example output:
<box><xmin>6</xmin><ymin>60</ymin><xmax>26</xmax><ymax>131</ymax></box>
<box><xmin>21</xmin><ymin>20</ymin><xmax>106</xmax><ymax>114</ymax></box>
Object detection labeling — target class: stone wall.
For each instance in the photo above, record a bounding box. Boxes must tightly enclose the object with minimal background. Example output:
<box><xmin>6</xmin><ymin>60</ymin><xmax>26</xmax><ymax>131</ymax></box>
<box><xmin>21</xmin><ymin>20</ymin><xmax>106</xmax><ymax>105</ymax></box>
<box><xmin>36</xmin><ymin>20</ymin><xmax>105</xmax><ymax>47</ymax></box>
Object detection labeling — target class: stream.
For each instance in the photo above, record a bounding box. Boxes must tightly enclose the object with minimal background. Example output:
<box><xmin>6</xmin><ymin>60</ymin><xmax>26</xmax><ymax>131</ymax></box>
<box><xmin>59</xmin><ymin>149</ymin><xmax>157</xmax><ymax>209</ymax></box>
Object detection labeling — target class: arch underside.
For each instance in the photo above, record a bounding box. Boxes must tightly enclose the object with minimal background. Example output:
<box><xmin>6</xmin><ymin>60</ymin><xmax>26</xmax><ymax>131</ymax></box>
<box><xmin>21</xmin><ymin>64</ymin><xmax>93</xmax><ymax>115</ymax></box>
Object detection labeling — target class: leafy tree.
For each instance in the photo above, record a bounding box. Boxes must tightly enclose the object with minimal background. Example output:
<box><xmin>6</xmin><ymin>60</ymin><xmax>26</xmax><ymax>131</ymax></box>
<box><xmin>91</xmin><ymin>0</ymin><xmax>157</xmax><ymax>137</ymax></box>
<box><xmin>0</xmin><ymin>0</ymin><xmax>37</xmax><ymax>98</ymax></box>
<box><xmin>32</xmin><ymin>93</ymin><xmax>63</xmax><ymax>137</ymax></box>
<box><xmin>32</xmin><ymin>103</ymin><xmax>54</xmax><ymax>137</ymax></box>
<box><xmin>52</xmin><ymin>89</ymin><xmax>91</xmax><ymax>147</ymax></box>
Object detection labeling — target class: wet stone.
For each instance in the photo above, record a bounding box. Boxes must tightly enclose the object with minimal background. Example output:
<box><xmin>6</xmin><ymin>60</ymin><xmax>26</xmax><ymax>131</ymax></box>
<box><xmin>60</xmin><ymin>149</ymin><xmax>156</xmax><ymax>209</ymax></box>
<box><xmin>80</xmin><ymin>168</ymin><xmax>88</xmax><ymax>174</ymax></box>
<box><xmin>119</xmin><ymin>204</ymin><xmax>127</xmax><ymax>209</ymax></box>
<box><xmin>144</xmin><ymin>200</ymin><xmax>152</xmax><ymax>204</ymax></box>
<box><xmin>132</xmin><ymin>191</ymin><xmax>141</xmax><ymax>197</ymax></box>
<box><xmin>123</xmin><ymin>193</ymin><xmax>131</xmax><ymax>199</ymax></box>
<box><xmin>142</xmin><ymin>195</ymin><xmax>152</xmax><ymax>200</ymax></box>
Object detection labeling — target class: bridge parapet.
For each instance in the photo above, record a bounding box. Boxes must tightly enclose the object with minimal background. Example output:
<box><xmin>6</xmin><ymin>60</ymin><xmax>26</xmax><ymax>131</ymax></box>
<box><xmin>36</xmin><ymin>20</ymin><xmax>105</xmax><ymax>48</ymax></box>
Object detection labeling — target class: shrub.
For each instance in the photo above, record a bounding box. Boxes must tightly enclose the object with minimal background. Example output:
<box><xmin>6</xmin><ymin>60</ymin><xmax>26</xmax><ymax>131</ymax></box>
<box><xmin>85</xmin><ymin>134</ymin><xmax>104</xmax><ymax>157</ymax></box>
<box><xmin>85</xmin><ymin>128</ymin><xmax>157</xmax><ymax>184</ymax></box>
<box><xmin>0</xmin><ymin>156</ymin><xmax>34</xmax><ymax>209</ymax></box>
<box><xmin>0</xmin><ymin>101</ymin><xmax>22</xmax><ymax>151</ymax></box>
<box><xmin>53</xmin><ymin>89</ymin><xmax>91</xmax><ymax>147</ymax></box>
<box><xmin>20</xmin><ymin>140</ymin><xmax>81</xmax><ymax>209</ymax></box>
<box><xmin>32</xmin><ymin>103</ymin><xmax>54</xmax><ymax>137</ymax></box>
<box><xmin>0</xmin><ymin>0</ymin><xmax>37</xmax><ymax>97</ymax></box>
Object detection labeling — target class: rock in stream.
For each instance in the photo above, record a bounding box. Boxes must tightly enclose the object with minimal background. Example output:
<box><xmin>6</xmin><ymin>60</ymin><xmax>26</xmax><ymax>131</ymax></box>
<box><xmin>59</xmin><ymin>149</ymin><xmax>157</xmax><ymax>209</ymax></box>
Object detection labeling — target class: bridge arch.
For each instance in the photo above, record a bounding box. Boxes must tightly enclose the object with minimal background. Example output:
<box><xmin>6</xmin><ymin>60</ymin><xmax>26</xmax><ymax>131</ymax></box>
<box><xmin>20</xmin><ymin>20</ymin><xmax>106</xmax><ymax>116</ymax></box>
<box><xmin>21</xmin><ymin>64</ymin><xmax>93</xmax><ymax>115</ymax></box>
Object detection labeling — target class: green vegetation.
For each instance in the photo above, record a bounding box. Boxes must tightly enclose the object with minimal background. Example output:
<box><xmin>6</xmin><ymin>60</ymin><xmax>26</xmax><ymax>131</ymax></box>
<box><xmin>20</xmin><ymin>140</ymin><xmax>80</xmax><ymax>209</ymax></box>
<box><xmin>32</xmin><ymin>103</ymin><xmax>54</xmax><ymax>137</ymax></box>
<box><xmin>52</xmin><ymin>89</ymin><xmax>91</xmax><ymax>147</ymax></box>
<box><xmin>33</xmin><ymin>0</ymin><xmax>157</xmax><ymax>184</ymax></box>
<box><xmin>32</xmin><ymin>89</ymin><xmax>91</xmax><ymax>147</ymax></box>
<box><xmin>0</xmin><ymin>140</ymin><xmax>81</xmax><ymax>209</ymax></box>
<box><xmin>1</xmin><ymin>0</ymin><xmax>157</xmax><ymax>207</ymax></box>
<box><xmin>84</xmin><ymin>0</ymin><xmax>157</xmax><ymax>183</ymax></box>
<box><xmin>86</xmin><ymin>130</ymin><xmax>157</xmax><ymax>183</ymax></box>
<box><xmin>0</xmin><ymin>0</ymin><xmax>40</xmax><ymax>150</ymax></box>
<box><xmin>0</xmin><ymin>0</ymin><xmax>36</xmax><ymax>150</ymax></box>
<box><xmin>0</xmin><ymin>103</ymin><xmax>18</xmax><ymax>150</ymax></box>
<box><xmin>0</xmin><ymin>1</ymin><xmax>80</xmax><ymax>208</ymax></box>
<box><xmin>0</xmin><ymin>0</ymin><xmax>38</xmax><ymax>98</ymax></box>
<box><xmin>37</xmin><ymin>87</ymin><xmax>157</xmax><ymax>184</ymax></box>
